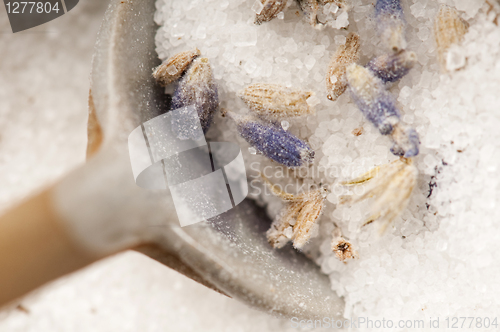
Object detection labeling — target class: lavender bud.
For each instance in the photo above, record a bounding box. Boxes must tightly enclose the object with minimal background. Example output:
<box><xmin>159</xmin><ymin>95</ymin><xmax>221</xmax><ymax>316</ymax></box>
<box><xmin>339</xmin><ymin>157</ymin><xmax>418</xmax><ymax>233</ymax></box>
<box><xmin>238</xmin><ymin>83</ymin><xmax>315</xmax><ymax>120</ymax></box>
<box><xmin>375</xmin><ymin>0</ymin><xmax>407</xmax><ymax>52</ymax></box>
<box><xmin>171</xmin><ymin>57</ymin><xmax>219</xmax><ymax>134</ymax></box>
<box><xmin>366</xmin><ymin>50</ymin><xmax>417</xmax><ymax>83</ymax></box>
<box><xmin>326</xmin><ymin>32</ymin><xmax>361</xmax><ymax>101</ymax></box>
<box><xmin>434</xmin><ymin>5</ymin><xmax>469</xmax><ymax>71</ymax></box>
<box><xmin>153</xmin><ymin>48</ymin><xmax>201</xmax><ymax>86</ymax></box>
<box><xmin>390</xmin><ymin>123</ymin><xmax>420</xmax><ymax>158</ymax></box>
<box><xmin>226</xmin><ymin>111</ymin><xmax>314</xmax><ymax>168</ymax></box>
<box><xmin>296</xmin><ymin>0</ymin><xmax>320</xmax><ymax>27</ymax></box>
<box><xmin>263</xmin><ymin>175</ymin><xmax>327</xmax><ymax>250</ymax></box>
<box><xmin>346</xmin><ymin>64</ymin><xmax>400</xmax><ymax>135</ymax></box>
<box><xmin>254</xmin><ymin>0</ymin><xmax>288</xmax><ymax>25</ymax></box>
<box><xmin>331</xmin><ymin>232</ymin><xmax>358</xmax><ymax>261</ymax></box>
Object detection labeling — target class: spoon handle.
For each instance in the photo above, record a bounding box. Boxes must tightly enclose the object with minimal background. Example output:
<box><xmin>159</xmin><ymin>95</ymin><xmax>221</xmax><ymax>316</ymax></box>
<box><xmin>0</xmin><ymin>189</ymin><xmax>100</xmax><ymax>307</ymax></box>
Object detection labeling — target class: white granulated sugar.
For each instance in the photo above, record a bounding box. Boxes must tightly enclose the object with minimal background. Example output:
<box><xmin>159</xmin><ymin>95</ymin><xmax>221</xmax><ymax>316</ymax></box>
<box><xmin>155</xmin><ymin>0</ymin><xmax>500</xmax><ymax>326</ymax></box>
<box><xmin>251</xmin><ymin>0</ymin><xmax>265</xmax><ymax>15</ymax></box>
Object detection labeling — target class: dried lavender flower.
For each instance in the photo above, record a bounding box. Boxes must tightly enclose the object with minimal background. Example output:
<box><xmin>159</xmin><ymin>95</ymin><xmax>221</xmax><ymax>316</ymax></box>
<box><xmin>296</xmin><ymin>0</ymin><xmax>320</xmax><ymax>27</ymax></box>
<box><xmin>153</xmin><ymin>48</ymin><xmax>201</xmax><ymax>86</ymax></box>
<box><xmin>331</xmin><ymin>229</ymin><xmax>358</xmax><ymax>261</ymax></box>
<box><xmin>296</xmin><ymin>0</ymin><xmax>348</xmax><ymax>28</ymax></box>
<box><xmin>171</xmin><ymin>57</ymin><xmax>218</xmax><ymax>134</ymax></box>
<box><xmin>486</xmin><ymin>0</ymin><xmax>500</xmax><ymax>26</ymax></box>
<box><xmin>254</xmin><ymin>0</ymin><xmax>288</xmax><ymax>25</ymax></box>
<box><xmin>375</xmin><ymin>0</ymin><xmax>407</xmax><ymax>52</ymax></box>
<box><xmin>339</xmin><ymin>157</ymin><xmax>418</xmax><ymax>233</ymax></box>
<box><xmin>346</xmin><ymin>63</ymin><xmax>400</xmax><ymax>135</ymax></box>
<box><xmin>225</xmin><ymin>111</ymin><xmax>314</xmax><ymax>168</ymax></box>
<box><xmin>238</xmin><ymin>83</ymin><xmax>315</xmax><ymax>119</ymax></box>
<box><xmin>366</xmin><ymin>50</ymin><xmax>417</xmax><ymax>83</ymax></box>
<box><xmin>434</xmin><ymin>5</ymin><xmax>469</xmax><ymax>71</ymax></box>
<box><xmin>318</xmin><ymin>0</ymin><xmax>344</xmax><ymax>5</ymax></box>
<box><xmin>390</xmin><ymin>123</ymin><xmax>420</xmax><ymax>158</ymax></box>
<box><xmin>263</xmin><ymin>176</ymin><xmax>327</xmax><ymax>249</ymax></box>
<box><xmin>326</xmin><ymin>32</ymin><xmax>360</xmax><ymax>101</ymax></box>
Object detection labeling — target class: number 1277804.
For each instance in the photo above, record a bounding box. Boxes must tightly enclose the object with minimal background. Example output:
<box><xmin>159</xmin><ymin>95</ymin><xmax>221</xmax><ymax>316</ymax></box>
<box><xmin>5</xmin><ymin>2</ymin><xmax>61</xmax><ymax>14</ymax></box>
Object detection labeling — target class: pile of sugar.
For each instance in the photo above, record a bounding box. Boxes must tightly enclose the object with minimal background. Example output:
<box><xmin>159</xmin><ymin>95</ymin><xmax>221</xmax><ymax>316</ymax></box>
<box><xmin>155</xmin><ymin>0</ymin><xmax>500</xmax><ymax>323</ymax></box>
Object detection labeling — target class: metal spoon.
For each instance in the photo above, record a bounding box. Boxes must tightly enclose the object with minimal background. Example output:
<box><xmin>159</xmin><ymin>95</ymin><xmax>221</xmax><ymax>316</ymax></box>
<box><xmin>0</xmin><ymin>0</ymin><xmax>343</xmax><ymax>319</ymax></box>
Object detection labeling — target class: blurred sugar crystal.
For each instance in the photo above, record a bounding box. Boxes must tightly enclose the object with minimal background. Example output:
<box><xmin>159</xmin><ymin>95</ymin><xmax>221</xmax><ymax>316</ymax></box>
<box><xmin>446</xmin><ymin>46</ymin><xmax>466</xmax><ymax>71</ymax></box>
<box><xmin>251</xmin><ymin>0</ymin><xmax>264</xmax><ymax>14</ymax></box>
<box><xmin>231</xmin><ymin>26</ymin><xmax>258</xmax><ymax>47</ymax></box>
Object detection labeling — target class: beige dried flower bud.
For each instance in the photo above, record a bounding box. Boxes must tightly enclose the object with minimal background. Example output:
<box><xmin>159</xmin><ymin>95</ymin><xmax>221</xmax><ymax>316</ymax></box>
<box><xmin>254</xmin><ymin>0</ymin><xmax>287</xmax><ymax>25</ymax></box>
<box><xmin>339</xmin><ymin>157</ymin><xmax>418</xmax><ymax>233</ymax></box>
<box><xmin>434</xmin><ymin>5</ymin><xmax>469</xmax><ymax>71</ymax></box>
<box><xmin>326</xmin><ymin>32</ymin><xmax>360</xmax><ymax>101</ymax></box>
<box><xmin>331</xmin><ymin>229</ymin><xmax>358</xmax><ymax>261</ymax></box>
<box><xmin>263</xmin><ymin>176</ymin><xmax>327</xmax><ymax>250</ymax></box>
<box><xmin>297</xmin><ymin>0</ymin><xmax>347</xmax><ymax>28</ymax></box>
<box><xmin>318</xmin><ymin>0</ymin><xmax>345</xmax><ymax>6</ymax></box>
<box><xmin>153</xmin><ymin>48</ymin><xmax>201</xmax><ymax>86</ymax></box>
<box><xmin>238</xmin><ymin>83</ymin><xmax>315</xmax><ymax>119</ymax></box>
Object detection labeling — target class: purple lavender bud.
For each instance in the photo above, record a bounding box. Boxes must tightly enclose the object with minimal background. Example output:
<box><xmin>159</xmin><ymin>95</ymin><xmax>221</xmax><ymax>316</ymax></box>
<box><xmin>375</xmin><ymin>0</ymin><xmax>407</xmax><ymax>52</ymax></box>
<box><xmin>226</xmin><ymin>111</ymin><xmax>314</xmax><ymax>168</ymax></box>
<box><xmin>367</xmin><ymin>50</ymin><xmax>417</xmax><ymax>83</ymax></box>
<box><xmin>171</xmin><ymin>57</ymin><xmax>218</xmax><ymax>134</ymax></box>
<box><xmin>390</xmin><ymin>123</ymin><xmax>420</xmax><ymax>157</ymax></box>
<box><xmin>346</xmin><ymin>64</ymin><xmax>400</xmax><ymax>135</ymax></box>
<box><xmin>375</xmin><ymin>0</ymin><xmax>404</xmax><ymax>19</ymax></box>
